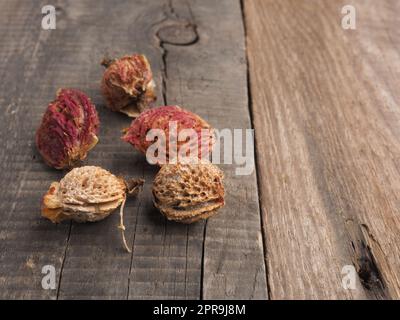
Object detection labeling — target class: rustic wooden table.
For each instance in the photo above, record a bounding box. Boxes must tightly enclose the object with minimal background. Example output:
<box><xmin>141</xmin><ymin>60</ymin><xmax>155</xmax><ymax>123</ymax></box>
<box><xmin>0</xmin><ymin>0</ymin><xmax>399</xmax><ymax>300</ymax></box>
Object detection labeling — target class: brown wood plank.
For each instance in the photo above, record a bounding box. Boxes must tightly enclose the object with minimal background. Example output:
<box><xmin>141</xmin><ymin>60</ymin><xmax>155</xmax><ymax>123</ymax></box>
<box><xmin>245</xmin><ymin>0</ymin><xmax>400</xmax><ymax>299</ymax></box>
<box><xmin>0</xmin><ymin>0</ymin><xmax>267</xmax><ymax>299</ymax></box>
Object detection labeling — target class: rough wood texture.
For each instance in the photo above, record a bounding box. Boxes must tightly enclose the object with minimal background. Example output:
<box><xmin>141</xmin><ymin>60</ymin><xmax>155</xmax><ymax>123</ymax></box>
<box><xmin>0</xmin><ymin>0</ymin><xmax>267</xmax><ymax>299</ymax></box>
<box><xmin>162</xmin><ymin>0</ymin><xmax>267</xmax><ymax>299</ymax></box>
<box><xmin>245</xmin><ymin>0</ymin><xmax>400</xmax><ymax>299</ymax></box>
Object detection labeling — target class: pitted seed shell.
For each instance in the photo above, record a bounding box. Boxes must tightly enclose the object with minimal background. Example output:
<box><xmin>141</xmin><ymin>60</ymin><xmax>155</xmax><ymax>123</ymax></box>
<box><xmin>152</xmin><ymin>161</ymin><xmax>225</xmax><ymax>223</ymax></box>
<box><xmin>42</xmin><ymin>166</ymin><xmax>127</xmax><ymax>223</ymax></box>
<box><xmin>42</xmin><ymin>166</ymin><xmax>144</xmax><ymax>253</ymax></box>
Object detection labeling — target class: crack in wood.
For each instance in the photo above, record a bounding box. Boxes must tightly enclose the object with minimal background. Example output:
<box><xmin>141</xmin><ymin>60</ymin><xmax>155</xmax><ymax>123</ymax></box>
<box><xmin>56</xmin><ymin>221</ymin><xmax>72</xmax><ymax>300</ymax></box>
<box><xmin>240</xmin><ymin>0</ymin><xmax>271</xmax><ymax>300</ymax></box>
<box><xmin>154</xmin><ymin>0</ymin><xmax>200</xmax><ymax>106</ymax></box>
<box><xmin>151</xmin><ymin>2</ymin><xmax>205</xmax><ymax>298</ymax></box>
<box><xmin>126</xmin><ymin>165</ymin><xmax>145</xmax><ymax>299</ymax></box>
<box><xmin>200</xmin><ymin>219</ymin><xmax>207</xmax><ymax>300</ymax></box>
<box><xmin>345</xmin><ymin>219</ymin><xmax>389</xmax><ymax>299</ymax></box>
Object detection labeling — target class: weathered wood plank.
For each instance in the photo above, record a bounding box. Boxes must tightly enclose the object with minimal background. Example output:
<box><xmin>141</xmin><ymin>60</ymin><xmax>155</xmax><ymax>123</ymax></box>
<box><xmin>53</xmin><ymin>0</ymin><xmax>163</xmax><ymax>300</ymax></box>
<box><xmin>0</xmin><ymin>0</ymin><xmax>266</xmax><ymax>299</ymax></box>
<box><xmin>157</xmin><ymin>0</ymin><xmax>268</xmax><ymax>299</ymax></box>
<box><xmin>0</xmin><ymin>0</ymin><xmax>71</xmax><ymax>299</ymax></box>
<box><xmin>245</xmin><ymin>0</ymin><xmax>400</xmax><ymax>299</ymax></box>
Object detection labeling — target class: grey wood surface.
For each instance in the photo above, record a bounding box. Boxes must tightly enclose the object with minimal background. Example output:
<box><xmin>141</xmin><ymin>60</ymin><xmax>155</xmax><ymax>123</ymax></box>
<box><xmin>0</xmin><ymin>0</ymin><xmax>267</xmax><ymax>299</ymax></box>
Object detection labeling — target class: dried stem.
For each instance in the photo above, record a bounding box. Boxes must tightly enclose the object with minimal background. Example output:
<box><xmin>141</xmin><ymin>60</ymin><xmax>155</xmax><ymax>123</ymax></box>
<box><xmin>118</xmin><ymin>197</ymin><xmax>131</xmax><ymax>253</ymax></box>
<box><xmin>117</xmin><ymin>179</ymin><xmax>144</xmax><ymax>253</ymax></box>
<box><xmin>101</xmin><ymin>57</ymin><xmax>115</xmax><ymax>68</ymax></box>
<box><xmin>125</xmin><ymin>178</ymin><xmax>145</xmax><ymax>196</ymax></box>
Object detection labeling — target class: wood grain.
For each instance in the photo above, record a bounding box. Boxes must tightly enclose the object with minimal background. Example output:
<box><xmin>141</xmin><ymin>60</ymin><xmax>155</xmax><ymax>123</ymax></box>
<box><xmin>0</xmin><ymin>0</ymin><xmax>70</xmax><ymax>300</ymax></box>
<box><xmin>245</xmin><ymin>0</ymin><xmax>400</xmax><ymax>299</ymax></box>
<box><xmin>162</xmin><ymin>0</ymin><xmax>267</xmax><ymax>299</ymax></box>
<box><xmin>0</xmin><ymin>0</ymin><xmax>267</xmax><ymax>299</ymax></box>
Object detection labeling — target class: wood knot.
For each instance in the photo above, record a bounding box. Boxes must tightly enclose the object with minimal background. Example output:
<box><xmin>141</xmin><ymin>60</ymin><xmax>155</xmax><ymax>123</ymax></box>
<box><xmin>157</xmin><ymin>22</ymin><xmax>199</xmax><ymax>46</ymax></box>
